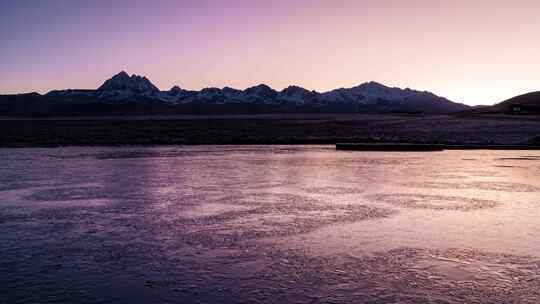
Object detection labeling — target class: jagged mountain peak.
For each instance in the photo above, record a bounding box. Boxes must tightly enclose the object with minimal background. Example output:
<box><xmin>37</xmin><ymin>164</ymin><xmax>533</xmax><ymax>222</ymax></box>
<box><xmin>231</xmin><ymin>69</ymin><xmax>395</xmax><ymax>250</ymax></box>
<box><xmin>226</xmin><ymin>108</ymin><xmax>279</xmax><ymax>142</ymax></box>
<box><xmin>34</xmin><ymin>72</ymin><xmax>468</xmax><ymax>113</ymax></box>
<box><xmin>200</xmin><ymin>87</ymin><xmax>222</xmax><ymax>93</ymax></box>
<box><xmin>223</xmin><ymin>87</ymin><xmax>242</xmax><ymax>94</ymax></box>
<box><xmin>169</xmin><ymin>85</ymin><xmax>183</xmax><ymax>93</ymax></box>
<box><xmin>353</xmin><ymin>81</ymin><xmax>396</xmax><ymax>93</ymax></box>
<box><xmin>244</xmin><ymin>84</ymin><xmax>277</xmax><ymax>98</ymax></box>
<box><xmin>358</xmin><ymin>81</ymin><xmax>387</xmax><ymax>88</ymax></box>
<box><xmin>98</xmin><ymin>71</ymin><xmax>159</xmax><ymax>94</ymax></box>
<box><xmin>279</xmin><ymin>85</ymin><xmax>316</xmax><ymax>104</ymax></box>
<box><xmin>282</xmin><ymin>85</ymin><xmax>309</xmax><ymax>92</ymax></box>
<box><xmin>114</xmin><ymin>71</ymin><xmax>130</xmax><ymax>79</ymax></box>
<box><xmin>281</xmin><ymin>85</ymin><xmax>315</xmax><ymax>97</ymax></box>
<box><xmin>245</xmin><ymin>83</ymin><xmax>274</xmax><ymax>91</ymax></box>
<box><xmin>167</xmin><ymin>86</ymin><xmax>191</xmax><ymax>99</ymax></box>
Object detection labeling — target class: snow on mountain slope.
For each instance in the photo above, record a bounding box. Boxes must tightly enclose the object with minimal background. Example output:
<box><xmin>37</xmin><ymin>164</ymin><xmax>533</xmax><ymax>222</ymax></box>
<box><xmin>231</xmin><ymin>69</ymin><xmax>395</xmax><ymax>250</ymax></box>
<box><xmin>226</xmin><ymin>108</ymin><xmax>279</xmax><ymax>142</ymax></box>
<box><xmin>42</xmin><ymin>71</ymin><xmax>468</xmax><ymax>112</ymax></box>
<box><xmin>319</xmin><ymin>81</ymin><xmax>445</xmax><ymax>104</ymax></box>
<box><xmin>278</xmin><ymin>86</ymin><xmax>318</xmax><ymax>104</ymax></box>
<box><xmin>97</xmin><ymin>71</ymin><xmax>159</xmax><ymax>94</ymax></box>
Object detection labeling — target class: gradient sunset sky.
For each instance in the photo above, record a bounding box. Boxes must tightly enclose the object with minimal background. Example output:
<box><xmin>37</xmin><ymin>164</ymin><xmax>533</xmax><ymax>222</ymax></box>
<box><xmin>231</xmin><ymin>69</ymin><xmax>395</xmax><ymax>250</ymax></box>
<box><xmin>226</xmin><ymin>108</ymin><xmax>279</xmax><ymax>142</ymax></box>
<box><xmin>1</xmin><ymin>0</ymin><xmax>539</xmax><ymax>105</ymax></box>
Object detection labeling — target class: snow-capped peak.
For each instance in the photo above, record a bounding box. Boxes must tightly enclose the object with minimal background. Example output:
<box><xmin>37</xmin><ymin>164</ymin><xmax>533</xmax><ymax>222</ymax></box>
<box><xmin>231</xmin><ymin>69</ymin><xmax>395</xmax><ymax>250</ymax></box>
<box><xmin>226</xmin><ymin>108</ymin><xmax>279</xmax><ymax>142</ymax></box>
<box><xmin>169</xmin><ymin>85</ymin><xmax>184</xmax><ymax>94</ymax></box>
<box><xmin>244</xmin><ymin>84</ymin><xmax>277</xmax><ymax>99</ymax></box>
<box><xmin>41</xmin><ymin>72</ymin><xmax>466</xmax><ymax>112</ymax></box>
<box><xmin>278</xmin><ymin>86</ymin><xmax>316</xmax><ymax>103</ymax></box>
<box><xmin>98</xmin><ymin>72</ymin><xmax>160</xmax><ymax>94</ymax></box>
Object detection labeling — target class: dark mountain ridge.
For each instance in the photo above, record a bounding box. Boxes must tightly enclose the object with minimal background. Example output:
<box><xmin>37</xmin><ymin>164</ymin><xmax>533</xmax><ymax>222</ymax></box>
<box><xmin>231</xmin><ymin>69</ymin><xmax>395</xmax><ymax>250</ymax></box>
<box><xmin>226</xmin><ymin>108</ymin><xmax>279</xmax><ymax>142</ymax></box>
<box><xmin>467</xmin><ymin>91</ymin><xmax>540</xmax><ymax>115</ymax></box>
<box><xmin>1</xmin><ymin>72</ymin><xmax>469</xmax><ymax>116</ymax></box>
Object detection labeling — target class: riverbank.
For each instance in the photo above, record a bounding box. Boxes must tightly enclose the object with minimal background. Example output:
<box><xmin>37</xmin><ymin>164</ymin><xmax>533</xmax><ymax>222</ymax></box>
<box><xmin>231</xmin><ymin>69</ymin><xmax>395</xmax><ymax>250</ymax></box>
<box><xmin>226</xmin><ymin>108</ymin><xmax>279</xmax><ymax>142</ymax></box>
<box><xmin>336</xmin><ymin>143</ymin><xmax>540</xmax><ymax>151</ymax></box>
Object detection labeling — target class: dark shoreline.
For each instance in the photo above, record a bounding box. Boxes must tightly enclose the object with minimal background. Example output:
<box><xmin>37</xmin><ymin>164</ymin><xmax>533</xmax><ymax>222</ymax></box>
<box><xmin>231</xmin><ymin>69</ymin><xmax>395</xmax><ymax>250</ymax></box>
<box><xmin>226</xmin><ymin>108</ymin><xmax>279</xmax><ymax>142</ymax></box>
<box><xmin>1</xmin><ymin>114</ymin><xmax>539</xmax><ymax>148</ymax></box>
<box><xmin>336</xmin><ymin>143</ymin><xmax>540</xmax><ymax>151</ymax></box>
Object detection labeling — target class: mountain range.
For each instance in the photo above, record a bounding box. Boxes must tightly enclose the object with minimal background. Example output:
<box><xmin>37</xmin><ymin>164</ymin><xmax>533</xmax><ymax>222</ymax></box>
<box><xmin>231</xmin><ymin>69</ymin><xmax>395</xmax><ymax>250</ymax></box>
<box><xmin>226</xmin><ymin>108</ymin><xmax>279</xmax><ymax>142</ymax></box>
<box><xmin>1</xmin><ymin>71</ymin><xmax>471</xmax><ymax>116</ymax></box>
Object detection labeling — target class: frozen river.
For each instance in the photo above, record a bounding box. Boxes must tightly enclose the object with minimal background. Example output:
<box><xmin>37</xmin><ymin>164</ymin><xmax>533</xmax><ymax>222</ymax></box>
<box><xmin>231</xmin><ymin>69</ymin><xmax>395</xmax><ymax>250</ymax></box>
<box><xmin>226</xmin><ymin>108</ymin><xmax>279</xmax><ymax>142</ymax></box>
<box><xmin>1</xmin><ymin>146</ymin><xmax>539</xmax><ymax>303</ymax></box>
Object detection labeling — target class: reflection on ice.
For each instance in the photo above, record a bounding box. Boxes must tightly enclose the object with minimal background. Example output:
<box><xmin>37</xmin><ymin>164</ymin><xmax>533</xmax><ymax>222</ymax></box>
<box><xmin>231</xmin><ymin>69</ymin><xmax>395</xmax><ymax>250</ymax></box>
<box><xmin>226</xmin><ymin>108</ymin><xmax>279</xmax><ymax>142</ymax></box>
<box><xmin>0</xmin><ymin>146</ymin><xmax>539</xmax><ymax>303</ymax></box>
<box><xmin>371</xmin><ymin>193</ymin><xmax>500</xmax><ymax>211</ymax></box>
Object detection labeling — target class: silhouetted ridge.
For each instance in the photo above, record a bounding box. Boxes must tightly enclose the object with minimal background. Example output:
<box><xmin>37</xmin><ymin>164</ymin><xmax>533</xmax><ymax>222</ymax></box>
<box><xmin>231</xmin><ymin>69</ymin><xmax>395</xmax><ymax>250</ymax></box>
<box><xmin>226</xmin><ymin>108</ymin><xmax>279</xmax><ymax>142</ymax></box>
<box><xmin>468</xmin><ymin>91</ymin><xmax>540</xmax><ymax>114</ymax></box>
<box><xmin>98</xmin><ymin>72</ymin><xmax>159</xmax><ymax>94</ymax></box>
<box><xmin>1</xmin><ymin>71</ymin><xmax>471</xmax><ymax>116</ymax></box>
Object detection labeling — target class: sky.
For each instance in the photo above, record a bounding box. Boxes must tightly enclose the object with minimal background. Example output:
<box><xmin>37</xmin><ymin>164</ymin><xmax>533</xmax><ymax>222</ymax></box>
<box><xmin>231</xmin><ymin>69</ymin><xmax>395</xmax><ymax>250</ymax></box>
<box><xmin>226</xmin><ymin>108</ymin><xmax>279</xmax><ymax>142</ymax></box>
<box><xmin>1</xmin><ymin>0</ymin><xmax>539</xmax><ymax>105</ymax></box>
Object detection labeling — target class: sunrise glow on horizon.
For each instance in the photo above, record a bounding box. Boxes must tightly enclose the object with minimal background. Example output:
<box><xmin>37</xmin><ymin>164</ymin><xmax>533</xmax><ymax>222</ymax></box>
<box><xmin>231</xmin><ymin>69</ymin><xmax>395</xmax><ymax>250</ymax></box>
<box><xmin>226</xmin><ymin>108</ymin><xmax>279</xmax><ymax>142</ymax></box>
<box><xmin>1</xmin><ymin>0</ymin><xmax>539</xmax><ymax>105</ymax></box>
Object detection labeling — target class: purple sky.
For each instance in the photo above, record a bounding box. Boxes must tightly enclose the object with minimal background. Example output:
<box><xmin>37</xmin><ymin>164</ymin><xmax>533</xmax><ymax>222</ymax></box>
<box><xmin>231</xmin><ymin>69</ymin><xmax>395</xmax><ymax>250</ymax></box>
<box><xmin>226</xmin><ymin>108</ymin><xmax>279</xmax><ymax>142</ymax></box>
<box><xmin>1</xmin><ymin>0</ymin><xmax>539</xmax><ymax>105</ymax></box>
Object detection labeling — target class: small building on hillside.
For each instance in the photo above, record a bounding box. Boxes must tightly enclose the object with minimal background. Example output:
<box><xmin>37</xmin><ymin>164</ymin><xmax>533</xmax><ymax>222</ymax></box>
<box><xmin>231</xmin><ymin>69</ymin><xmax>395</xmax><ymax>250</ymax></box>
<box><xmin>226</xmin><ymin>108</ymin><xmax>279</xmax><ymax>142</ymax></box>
<box><xmin>509</xmin><ymin>104</ymin><xmax>523</xmax><ymax>114</ymax></box>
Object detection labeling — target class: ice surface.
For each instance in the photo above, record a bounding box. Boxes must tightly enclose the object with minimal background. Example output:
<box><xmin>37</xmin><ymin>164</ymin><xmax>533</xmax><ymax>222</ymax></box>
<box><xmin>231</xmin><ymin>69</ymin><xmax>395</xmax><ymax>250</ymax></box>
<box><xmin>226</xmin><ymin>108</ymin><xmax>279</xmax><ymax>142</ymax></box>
<box><xmin>1</xmin><ymin>146</ymin><xmax>539</xmax><ymax>303</ymax></box>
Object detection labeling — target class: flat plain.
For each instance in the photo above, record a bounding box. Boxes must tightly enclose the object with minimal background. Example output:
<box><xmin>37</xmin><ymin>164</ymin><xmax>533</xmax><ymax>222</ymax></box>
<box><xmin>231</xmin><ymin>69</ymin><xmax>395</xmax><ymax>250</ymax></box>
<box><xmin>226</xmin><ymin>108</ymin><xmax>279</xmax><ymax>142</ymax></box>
<box><xmin>1</xmin><ymin>114</ymin><xmax>539</xmax><ymax>147</ymax></box>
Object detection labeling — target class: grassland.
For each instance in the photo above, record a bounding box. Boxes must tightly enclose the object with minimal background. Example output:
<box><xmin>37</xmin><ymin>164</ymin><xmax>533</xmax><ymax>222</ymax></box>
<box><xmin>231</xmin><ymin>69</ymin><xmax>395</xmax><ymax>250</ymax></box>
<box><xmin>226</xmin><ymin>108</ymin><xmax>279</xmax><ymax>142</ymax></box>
<box><xmin>1</xmin><ymin>114</ymin><xmax>539</xmax><ymax>147</ymax></box>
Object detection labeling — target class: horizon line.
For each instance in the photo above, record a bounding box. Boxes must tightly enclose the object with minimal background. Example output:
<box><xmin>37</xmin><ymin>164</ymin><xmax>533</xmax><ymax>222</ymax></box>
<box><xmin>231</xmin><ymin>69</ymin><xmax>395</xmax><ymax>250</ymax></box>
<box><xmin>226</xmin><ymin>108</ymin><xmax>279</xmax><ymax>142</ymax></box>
<box><xmin>2</xmin><ymin>71</ymin><xmax>536</xmax><ymax>107</ymax></box>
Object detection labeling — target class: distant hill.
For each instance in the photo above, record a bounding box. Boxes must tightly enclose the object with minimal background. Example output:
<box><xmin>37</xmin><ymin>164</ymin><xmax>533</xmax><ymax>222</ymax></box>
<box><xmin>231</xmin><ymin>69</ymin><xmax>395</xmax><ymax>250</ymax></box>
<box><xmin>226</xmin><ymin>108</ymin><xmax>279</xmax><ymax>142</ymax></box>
<box><xmin>497</xmin><ymin>91</ymin><xmax>540</xmax><ymax>114</ymax></box>
<box><xmin>0</xmin><ymin>72</ymin><xmax>469</xmax><ymax>117</ymax></box>
<box><xmin>468</xmin><ymin>91</ymin><xmax>540</xmax><ymax>115</ymax></box>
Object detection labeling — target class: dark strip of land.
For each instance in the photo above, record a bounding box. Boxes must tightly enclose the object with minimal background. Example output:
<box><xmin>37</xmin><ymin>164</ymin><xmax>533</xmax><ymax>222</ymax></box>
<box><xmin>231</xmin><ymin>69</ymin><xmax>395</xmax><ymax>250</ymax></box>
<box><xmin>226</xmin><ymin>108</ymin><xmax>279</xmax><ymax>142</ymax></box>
<box><xmin>336</xmin><ymin>143</ymin><xmax>540</xmax><ymax>151</ymax></box>
<box><xmin>0</xmin><ymin>114</ymin><xmax>539</xmax><ymax>148</ymax></box>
